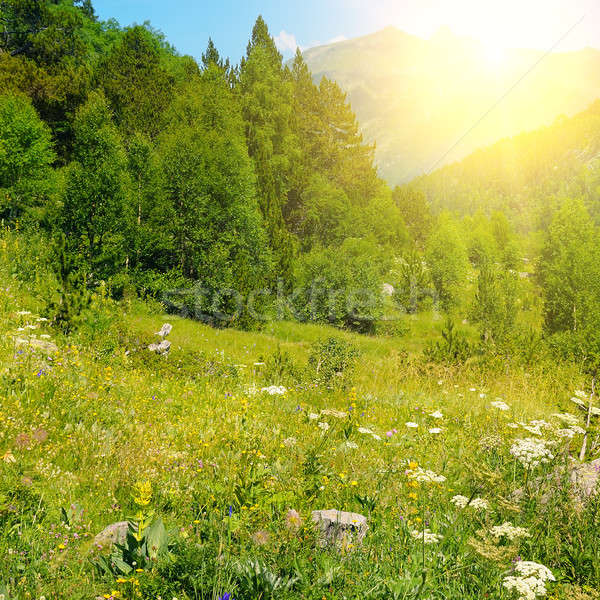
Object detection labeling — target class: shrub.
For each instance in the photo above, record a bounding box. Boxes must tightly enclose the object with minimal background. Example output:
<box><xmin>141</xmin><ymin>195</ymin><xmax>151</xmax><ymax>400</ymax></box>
<box><xmin>308</xmin><ymin>337</ymin><xmax>359</xmax><ymax>389</ymax></box>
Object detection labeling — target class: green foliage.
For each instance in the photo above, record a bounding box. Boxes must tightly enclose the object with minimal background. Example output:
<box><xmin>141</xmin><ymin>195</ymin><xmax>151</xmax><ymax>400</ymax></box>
<box><xmin>470</xmin><ymin>258</ymin><xmax>518</xmax><ymax>345</ymax></box>
<box><xmin>94</xmin><ymin>518</ymin><xmax>172</xmax><ymax>577</ymax></box>
<box><xmin>61</xmin><ymin>90</ymin><xmax>131</xmax><ymax>278</ymax></box>
<box><xmin>0</xmin><ymin>93</ymin><xmax>55</xmax><ymax>221</ymax></box>
<box><xmin>424</xmin><ymin>319</ymin><xmax>474</xmax><ymax>364</ymax></box>
<box><xmin>425</xmin><ymin>213</ymin><xmax>469</xmax><ymax>310</ymax></box>
<box><xmin>391</xmin><ymin>251</ymin><xmax>432</xmax><ymax>314</ymax></box>
<box><xmin>538</xmin><ymin>199</ymin><xmax>600</xmax><ymax>334</ymax></box>
<box><xmin>97</xmin><ymin>25</ymin><xmax>175</xmax><ymax>138</ymax></box>
<box><xmin>45</xmin><ymin>233</ymin><xmax>90</xmax><ymax>333</ymax></box>
<box><xmin>308</xmin><ymin>337</ymin><xmax>359</xmax><ymax>389</ymax></box>
<box><xmin>294</xmin><ymin>238</ymin><xmax>385</xmax><ymax>332</ymax></box>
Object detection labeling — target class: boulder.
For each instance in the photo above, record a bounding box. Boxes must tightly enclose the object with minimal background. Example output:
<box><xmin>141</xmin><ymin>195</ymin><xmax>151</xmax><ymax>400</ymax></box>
<box><xmin>94</xmin><ymin>521</ymin><xmax>129</xmax><ymax>548</ymax></box>
<box><xmin>155</xmin><ymin>323</ymin><xmax>172</xmax><ymax>338</ymax></box>
<box><xmin>311</xmin><ymin>509</ymin><xmax>368</xmax><ymax>547</ymax></box>
<box><xmin>148</xmin><ymin>340</ymin><xmax>171</xmax><ymax>355</ymax></box>
<box><xmin>382</xmin><ymin>283</ymin><xmax>395</xmax><ymax>296</ymax></box>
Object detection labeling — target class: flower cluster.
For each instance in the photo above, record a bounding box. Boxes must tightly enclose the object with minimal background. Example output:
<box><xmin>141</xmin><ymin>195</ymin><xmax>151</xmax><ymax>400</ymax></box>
<box><xmin>410</xmin><ymin>528</ymin><xmax>443</xmax><ymax>544</ymax></box>
<box><xmin>450</xmin><ymin>495</ymin><xmax>488</xmax><ymax>510</ymax></box>
<box><xmin>407</xmin><ymin>466</ymin><xmax>446</xmax><ymax>484</ymax></box>
<box><xmin>509</xmin><ymin>438</ymin><xmax>554</xmax><ymax>469</ymax></box>
<box><xmin>489</xmin><ymin>522</ymin><xmax>530</xmax><ymax>541</ymax></box>
<box><xmin>503</xmin><ymin>560</ymin><xmax>555</xmax><ymax>600</ymax></box>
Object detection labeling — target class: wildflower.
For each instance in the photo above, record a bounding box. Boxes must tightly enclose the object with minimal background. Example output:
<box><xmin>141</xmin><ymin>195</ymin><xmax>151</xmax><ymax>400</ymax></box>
<box><xmin>428</xmin><ymin>427</ymin><xmax>442</xmax><ymax>434</ymax></box>
<box><xmin>490</xmin><ymin>522</ymin><xmax>531</xmax><ymax>541</ymax></box>
<box><xmin>357</xmin><ymin>427</ymin><xmax>373</xmax><ymax>434</ymax></box>
<box><xmin>450</xmin><ymin>495</ymin><xmax>488</xmax><ymax>510</ymax></box>
<box><xmin>133</xmin><ymin>481</ymin><xmax>152</xmax><ymax>507</ymax></box>
<box><xmin>308</xmin><ymin>413</ymin><xmax>319</xmax><ymax>420</ymax></box>
<box><xmin>430</xmin><ymin>410</ymin><xmax>443</xmax><ymax>419</ymax></box>
<box><xmin>261</xmin><ymin>385</ymin><xmax>286</xmax><ymax>395</ymax></box>
<box><xmin>318</xmin><ymin>422</ymin><xmax>330</xmax><ymax>431</ymax></box>
<box><xmin>491</xmin><ymin>400</ymin><xmax>510</xmax><ymax>411</ymax></box>
<box><xmin>372</xmin><ymin>433</ymin><xmax>382</xmax><ymax>441</ymax></box>
<box><xmin>551</xmin><ymin>413</ymin><xmax>579</xmax><ymax>426</ymax></box>
<box><xmin>410</xmin><ymin>529</ymin><xmax>442</xmax><ymax>544</ymax></box>
<box><xmin>407</xmin><ymin>467</ymin><xmax>446</xmax><ymax>484</ymax></box>
<box><xmin>285</xmin><ymin>509</ymin><xmax>303</xmax><ymax>531</ymax></box>
<box><xmin>251</xmin><ymin>530</ymin><xmax>270</xmax><ymax>545</ymax></box>
<box><xmin>218</xmin><ymin>594</ymin><xmax>234</xmax><ymax>600</ymax></box>
<box><xmin>405</xmin><ymin>422</ymin><xmax>418</xmax><ymax>428</ymax></box>
<box><xmin>503</xmin><ymin>561</ymin><xmax>555</xmax><ymax>600</ymax></box>
<box><xmin>1</xmin><ymin>450</ymin><xmax>15</xmax><ymax>463</ymax></box>
<box><xmin>282</xmin><ymin>437</ymin><xmax>297</xmax><ymax>447</ymax></box>
<box><xmin>344</xmin><ymin>441</ymin><xmax>358</xmax><ymax>449</ymax></box>
<box><xmin>510</xmin><ymin>438</ymin><xmax>554</xmax><ymax>469</ymax></box>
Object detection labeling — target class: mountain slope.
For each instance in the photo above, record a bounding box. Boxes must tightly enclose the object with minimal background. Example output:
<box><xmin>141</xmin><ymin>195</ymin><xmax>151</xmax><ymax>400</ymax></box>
<box><xmin>409</xmin><ymin>100</ymin><xmax>600</xmax><ymax>229</ymax></box>
<box><xmin>301</xmin><ymin>27</ymin><xmax>600</xmax><ymax>185</ymax></box>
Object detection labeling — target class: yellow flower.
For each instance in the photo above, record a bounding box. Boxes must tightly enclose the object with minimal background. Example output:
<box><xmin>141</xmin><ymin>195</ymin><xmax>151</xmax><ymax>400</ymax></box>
<box><xmin>132</xmin><ymin>480</ymin><xmax>152</xmax><ymax>507</ymax></box>
<box><xmin>350</xmin><ymin>480</ymin><xmax>358</xmax><ymax>486</ymax></box>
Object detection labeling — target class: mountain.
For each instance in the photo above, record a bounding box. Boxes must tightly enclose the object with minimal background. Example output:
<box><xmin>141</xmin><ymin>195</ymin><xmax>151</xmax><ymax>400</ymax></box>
<box><xmin>301</xmin><ymin>27</ymin><xmax>600</xmax><ymax>185</ymax></box>
<box><xmin>409</xmin><ymin>100</ymin><xmax>600</xmax><ymax>230</ymax></box>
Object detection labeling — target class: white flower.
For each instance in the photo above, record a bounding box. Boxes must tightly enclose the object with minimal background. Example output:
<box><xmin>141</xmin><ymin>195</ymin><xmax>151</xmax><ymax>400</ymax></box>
<box><xmin>282</xmin><ymin>437</ymin><xmax>297</xmax><ymax>447</ymax></box>
<box><xmin>405</xmin><ymin>422</ymin><xmax>419</xmax><ymax>428</ymax></box>
<box><xmin>321</xmin><ymin>409</ymin><xmax>347</xmax><ymax>419</ymax></box>
<box><xmin>410</xmin><ymin>528</ymin><xmax>443</xmax><ymax>544</ymax></box>
<box><xmin>469</xmin><ymin>387</ymin><xmax>476</xmax><ymax>392</ymax></box>
<box><xmin>510</xmin><ymin>438</ymin><xmax>554</xmax><ymax>469</ymax></box>
<box><xmin>428</xmin><ymin>427</ymin><xmax>442</xmax><ymax>434</ymax></box>
<box><xmin>344</xmin><ymin>441</ymin><xmax>358</xmax><ymax>449</ymax></box>
<box><xmin>451</xmin><ymin>495</ymin><xmax>488</xmax><ymax>510</ymax></box>
<box><xmin>490</xmin><ymin>522</ymin><xmax>530</xmax><ymax>540</ymax></box>
<box><xmin>407</xmin><ymin>467</ymin><xmax>446</xmax><ymax>484</ymax></box>
<box><xmin>308</xmin><ymin>413</ymin><xmax>320</xmax><ymax>420</ymax></box>
<box><xmin>522</xmin><ymin>424</ymin><xmax>543</xmax><ymax>436</ymax></box>
<box><xmin>503</xmin><ymin>561</ymin><xmax>555</xmax><ymax>600</ymax></box>
<box><xmin>507</xmin><ymin>423</ymin><xmax>520</xmax><ymax>429</ymax></box>
<box><xmin>261</xmin><ymin>385</ymin><xmax>286</xmax><ymax>395</ymax></box>
<box><xmin>318</xmin><ymin>422</ymin><xmax>330</xmax><ymax>431</ymax></box>
<box><xmin>371</xmin><ymin>433</ymin><xmax>382</xmax><ymax>441</ymax></box>
<box><xmin>514</xmin><ymin>561</ymin><xmax>555</xmax><ymax>582</ymax></box>
<box><xmin>16</xmin><ymin>310</ymin><xmax>31</xmax><ymax>316</ymax></box>
<box><xmin>357</xmin><ymin>427</ymin><xmax>373</xmax><ymax>435</ymax></box>
<box><xmin>551</xmin><ymin>413</ymin><xmax>579</xmax><ymax>426</ymax></box>
<box><xmin>491</xmin><ymin>400</ymin><xmax>510</xmax><ymax>411</ymax></box>
<box><xmin>437</xmin><ymin>379</ymin><xmax>443</xmax><ymax>385</ymax></box>
<box><xmin>430</xmin><ymin>410</ymin><xmax>444</xmax><ymax>419</ymax></box>
<box><xmin>479</xmin><ymin>393</ymin><xmax>486</xmax><ymax>398</ymax></box>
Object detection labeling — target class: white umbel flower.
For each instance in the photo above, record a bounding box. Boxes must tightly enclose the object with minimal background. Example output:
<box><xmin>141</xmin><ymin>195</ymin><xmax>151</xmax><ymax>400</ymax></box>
<box><xmin>510</xmin><ymin>438</ymin><xmax>554</xmax><ymax>469</ymax></box>
<box><xmin>407</xmin><ymin>467</ymin><xmax>446</xmax><ymax>484</ymax></box>
<box><xmin>490</xmin><ymin>522</ymin><xmax>530</xmax><ymax>540</ymax></box>
<box><xmin>410</xmin><ymin>528</ymin><xmax>443</xmax><ymax>544</ymax></box>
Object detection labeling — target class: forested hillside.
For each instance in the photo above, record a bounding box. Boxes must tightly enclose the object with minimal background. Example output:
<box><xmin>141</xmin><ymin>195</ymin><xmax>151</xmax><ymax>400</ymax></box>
<box><xmin>408</xmin><ymin>100</ymin><xmax>600</xmax><ymax>230</ymax></box>
<box><xmin>301</xmin><ymin>27</ymin><xmax>600</xmax><ymax>184</ymax></box>
<box><xmin>0</xmin><ymin>2</ymin><xmax>407</xmax><ymax>330</ymax></box>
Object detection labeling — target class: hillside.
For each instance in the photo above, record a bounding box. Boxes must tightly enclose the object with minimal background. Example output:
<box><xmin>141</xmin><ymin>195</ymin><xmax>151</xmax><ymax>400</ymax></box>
<box><xmin>409</xmin><ymin>100</ymin><xmax>600</xmax><ymax>228</ymax></box>
<box><xmin>301</xmin><ymin>27</ymin><xmax>600</xmax><ymax>185</ymax></box>
<box><xmin>1</xmin><ymin>233</ymin><xmax>596</xmax><ymax>600</ymax></box>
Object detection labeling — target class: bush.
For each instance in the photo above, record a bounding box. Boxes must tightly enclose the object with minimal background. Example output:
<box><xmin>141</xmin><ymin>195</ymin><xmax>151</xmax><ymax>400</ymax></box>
<box><xmin>293</xmin><ymin>238</ymin><xmax>384</xmax><ymax>333</ymax></box>
<box><xmin>308</xmin><ymin>337</ymin><xmax>359</xmax><ymax>389</ymax></box>
<box><xmin>424</xmin><ymin>319</ymin><xmax>474</xmax><ymax>364</ymax></box>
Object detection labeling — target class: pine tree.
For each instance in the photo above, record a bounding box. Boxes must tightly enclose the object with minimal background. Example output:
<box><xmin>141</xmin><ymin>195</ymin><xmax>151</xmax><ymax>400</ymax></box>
<box><xmin>238</xmin><ymin>16</ymin><xmax>298</xmax><ymax>283</ymax></box>
<box><xmin>98</xmin><ymin>25</ymin><xmax>175</xmax><ymax>138</ymax></box>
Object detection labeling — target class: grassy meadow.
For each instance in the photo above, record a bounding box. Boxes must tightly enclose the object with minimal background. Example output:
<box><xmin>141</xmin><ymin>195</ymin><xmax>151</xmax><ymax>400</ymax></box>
<box><xmin>1</xmin><ymin>238</ymin><xmax>598</xmax><ymax>600</ymax></box>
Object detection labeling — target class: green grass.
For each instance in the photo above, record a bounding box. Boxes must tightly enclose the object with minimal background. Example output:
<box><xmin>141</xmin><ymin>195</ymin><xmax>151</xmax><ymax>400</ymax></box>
<box><xmin>0</xmin><ymin>253</ymin><xmax>598</xmax><ymax>600</ymax></box>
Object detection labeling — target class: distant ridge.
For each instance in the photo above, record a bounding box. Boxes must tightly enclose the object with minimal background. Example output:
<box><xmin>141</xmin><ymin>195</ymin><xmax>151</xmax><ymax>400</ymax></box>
<box><xmin>301</xmin><ymin>27</ymin><xmax>600</xmax><ymax>185</ymax></box>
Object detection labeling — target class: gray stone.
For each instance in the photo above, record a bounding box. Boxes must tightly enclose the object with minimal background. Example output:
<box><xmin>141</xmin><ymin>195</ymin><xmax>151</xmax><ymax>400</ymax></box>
<box><xmin>382</xmin><ymin>283</ymin><xmax>395</xmax><ymax>296</ymax></box>
<box><xmin>94</xmin><ymin>521</ymin><xmax>129</xmax><ymax>548</ymax></box>
<box><xmin>155</xmin><ymin>323</ymin><xmax>172</xmax><ymax>338</ymax></box>
<box><xmin>148</xmin><ymin>340</ymin><xmax>171</xmax><ymax>355</ymax></box>
<box><xmin>311</xmin><ymin>509</ymin><xmax>368</xmax><ymax>547</ymax></box>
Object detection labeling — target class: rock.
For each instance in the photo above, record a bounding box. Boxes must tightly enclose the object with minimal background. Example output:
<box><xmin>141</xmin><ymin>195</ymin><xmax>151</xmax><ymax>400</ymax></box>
<box><xmin>155</xmin><ymin>323</ymin><xmax>172</xmax><ymax>338</ymax></box>
<box><xmin>94</xmin><ymin>521</ymin><xmax>129</xmax><ymax>548</ymax></box>
<box><xmin>311</xmin><ymin>509</ymin><xmax>368</xmax><ymax>547</ymax></box>
<box><xmin>148</xmin><ymin>340</ymin><xmax>171</xmax><ymax>355</ymax></box>
<box><xmin>382</xmin><ymin>283</ymin><xmax>395</xmax><ymax>296</ymax></box>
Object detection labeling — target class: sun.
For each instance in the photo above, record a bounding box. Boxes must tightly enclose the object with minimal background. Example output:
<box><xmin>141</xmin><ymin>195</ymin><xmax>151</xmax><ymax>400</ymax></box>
<box><xmin>483</xmin><ymin>40</ymin><xmax>508</xmax><ymax>67</ymax></box>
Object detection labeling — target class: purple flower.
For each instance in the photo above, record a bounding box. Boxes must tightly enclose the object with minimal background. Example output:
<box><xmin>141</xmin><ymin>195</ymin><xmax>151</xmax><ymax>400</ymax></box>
<box><xmin>228</xmin><ymin>505</ymin><xmax>233</xmax><ymax>517</ymax></box>
<box><xmin>219</xmin><ymin>594</ymin><xmax>233</xmax><ymax>600</ymax></box>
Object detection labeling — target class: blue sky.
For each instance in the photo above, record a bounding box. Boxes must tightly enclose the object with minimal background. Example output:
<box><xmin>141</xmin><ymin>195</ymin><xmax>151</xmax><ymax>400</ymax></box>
<box><xmin>92</xmin><ymin>0</ymin><xmax>600</xmax><ymax>64</ymax></box>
